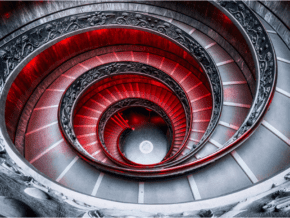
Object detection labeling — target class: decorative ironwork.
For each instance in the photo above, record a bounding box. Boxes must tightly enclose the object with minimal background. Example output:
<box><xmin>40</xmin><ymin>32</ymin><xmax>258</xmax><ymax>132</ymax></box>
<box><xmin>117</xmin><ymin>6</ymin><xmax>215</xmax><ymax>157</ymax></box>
<box><xmin>0</xmin><ymin>4</ymin><xmax>280</xmax><ymax>215</ymax></box>
<box><xmin>216</xmin><ymin>1</ymin><xmax>276</xmax><ymax>145</ymax></box>
<box><xmin>0</xmin><ymin>11</ymin><xmax>223</xmax><ymax>176</ymax></box>
<box><xmin>98</xmin><ymin>98</ymin><xmax>174</xmax><ymax>159</ymax></box>
<box><xmin>0</xmin><ymin>12</ymin><xmax>222</xmax><ymax>157</ymax></box>
<box><xmin>59</xmin><ymin>62</ymin><xmax>188</xmax><ymax>162</ymax></box>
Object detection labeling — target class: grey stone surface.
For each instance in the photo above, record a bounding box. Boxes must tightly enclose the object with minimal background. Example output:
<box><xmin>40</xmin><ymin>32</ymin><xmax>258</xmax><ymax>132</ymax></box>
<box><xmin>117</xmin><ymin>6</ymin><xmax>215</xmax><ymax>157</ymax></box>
<box><xmin>0</xmin><ymin>197</ymin><xmax>36</xmax><ymax>217</ymax></box>
<box><xmin>196</xmin><ymin>142</ymin><xmax>218</xmax><ymax>159</ymax></box>
<box><xmin>0</xmin><ymin>170</ymin><xmax>82</xmax><ymax>217</ymax></box>
<box><xmin>0</xmin><ymin>2</ymin><xmax>288</xmax><ymax>215</ymax></box>
<box><xmin>236</xmin><ymin>125</ymin><xmax>290</xmax><ymax>181</ymax></box>
<box><xmin>144</xmin><ymin>176</ymin><xmax>194</xmax><ymax>203</ymax></box>
<box><xmin>211</xmin><ymin>125</ymin><xmax>236</xmax><ymax>145</ymax></box>
<box><xmin>24</xmin><ymin>187</ymin><xmax>49</xmax><ymax>200</ymax></box>
<box><xmin>276</xmin><ymin>61</ymin><xmax>290</xmax><ymax>94</ymax></box>
<box><xmin>245</xmin><ymin>1</ymin><xmax>290</xmax><ymax>50</ymax></box>
<box><xmin>96</xmin><ymin>174</ymin><xmax>139</xmax><ymax>203</ymax></box>
<box><xmin>58</xmin><ymin>158</ymin><xmax>101</xmax><ymax>195</ymax></box>
<box><xmin>192</xmin><ymin>154</ymin><xmax>252</xmax><ymax>199</ymax></box>
<box><xmin>220</xmin><ymin>105</ymin><xmax>250</xmax><ymax>128</ymax></box>
<box><xmin>261</xmin><ymin>1</ymin><xmax>290</xmax><ymax>29</ymax></box>
<box><xmin>264</xmin><ymin>92</ymin><xmax>290</xmax><ymax>139</ymax></box>
<box><xmin>269</xmin><ymin>33</ymin><xmax>290</xmax><ymax>59</ymax></box>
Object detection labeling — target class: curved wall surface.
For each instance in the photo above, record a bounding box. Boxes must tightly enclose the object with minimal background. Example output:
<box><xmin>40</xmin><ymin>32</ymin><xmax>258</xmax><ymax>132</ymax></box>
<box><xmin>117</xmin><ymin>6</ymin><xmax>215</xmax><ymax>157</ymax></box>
<box><xmin>0</xmin><ymin>1</ymin><xmax>290</xmax><ymax>217</ymax></box>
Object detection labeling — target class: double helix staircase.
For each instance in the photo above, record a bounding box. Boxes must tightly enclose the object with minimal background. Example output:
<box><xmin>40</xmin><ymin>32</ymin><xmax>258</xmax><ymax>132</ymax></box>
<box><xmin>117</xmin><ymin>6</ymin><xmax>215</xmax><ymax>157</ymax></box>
<box><xmin>0</xmin><ymin>1</ymin><xmax>290</xmax><ymax>217</ymax></box>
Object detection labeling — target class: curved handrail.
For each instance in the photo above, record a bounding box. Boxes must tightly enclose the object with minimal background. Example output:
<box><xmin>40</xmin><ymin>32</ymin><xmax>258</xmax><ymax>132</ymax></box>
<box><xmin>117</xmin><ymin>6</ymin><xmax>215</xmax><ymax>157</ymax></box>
<box><xmin>59</xmin><ymin>62</ymin><xmax>190</xmax><ymax>167</ymax></box>
<box><xmin>136</xmin><ymin>0</ymin><xmax>278</xmax><ymax>175</ymax></box>
<box><xmin>153</xmin><ymin>0</ymin><xmax>277</xmax><ymax>173</ymax></box>
<box><xmin>0</xmin><ymin>2</ymin><xmax>281</xmax><ymax>214</ymax></box>
<box><xmin>0</xmin><ymin>11</ymin><xmax>223</xmax><ymax>178</ymax></box>
<box><xmin>98</xmin><ymin>98</ymin><xmax>175</xmax><ymax>166</ymax></box>
<box><xmin>185</xmin><ymin>1</ymin><xmax>277</xmax><ymax>162</ymax></box>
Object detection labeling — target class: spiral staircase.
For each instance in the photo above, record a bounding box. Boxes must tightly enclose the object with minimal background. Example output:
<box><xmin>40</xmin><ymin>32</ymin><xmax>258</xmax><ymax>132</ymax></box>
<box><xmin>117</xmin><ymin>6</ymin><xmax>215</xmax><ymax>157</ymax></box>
<box><xmin>0</xmin><ymin>1</ymin><xmax>290</xmax><ymax>217</ymax></box>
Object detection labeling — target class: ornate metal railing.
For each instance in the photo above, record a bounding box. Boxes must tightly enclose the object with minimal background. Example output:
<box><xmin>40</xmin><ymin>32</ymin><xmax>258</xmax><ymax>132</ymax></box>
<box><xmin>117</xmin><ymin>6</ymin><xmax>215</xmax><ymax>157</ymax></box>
<box><xmin>59</xmin><ymin>62</ymin><xmax>188</xmax><ymax>167</ymax></box>
<box><xmin>184</xmin><ymin>1</ymin><xmax>277</xmax><ymax>162</ymax></box>
<box><xmin>98</xmin><ymin>98</ymin><xmax>174</xmax><ymax>165</ymax></box>
<box><xmin>216</xmin><ymin>1</ymin><xmax>276</xmax><ymax>144</ymax></box>
<box><xmin>0</xmin><ymin>2</ymin><xmax>280</xmax><ymax>216</ymax></box>
<box><xmin>144</xmin><ymin>1</ymin><xmax>277</xmax><ymax>172</ymax></box>
<box><xmin>0</xmin><ymin>11</ymin><xmax>222</xmax><ymax>177</ymax></box>
<box><xmin>159</xmin><ymin>0</ymin><xmax>277</xmax><ymax>168</ymax></box>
